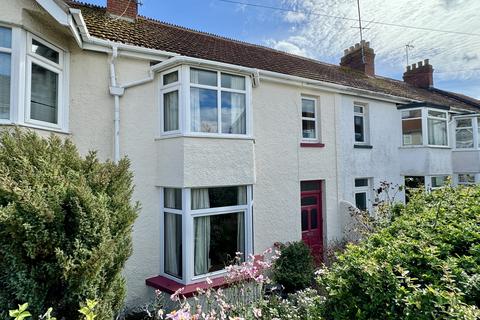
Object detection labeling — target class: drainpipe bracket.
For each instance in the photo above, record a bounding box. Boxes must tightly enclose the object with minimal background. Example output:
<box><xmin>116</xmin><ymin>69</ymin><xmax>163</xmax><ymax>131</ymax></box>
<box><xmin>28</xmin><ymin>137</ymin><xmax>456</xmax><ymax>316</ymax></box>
<box><xmin>109</xmin><ymin>86</ymin><xmax>125</xmax><ymax>96</ymax></box>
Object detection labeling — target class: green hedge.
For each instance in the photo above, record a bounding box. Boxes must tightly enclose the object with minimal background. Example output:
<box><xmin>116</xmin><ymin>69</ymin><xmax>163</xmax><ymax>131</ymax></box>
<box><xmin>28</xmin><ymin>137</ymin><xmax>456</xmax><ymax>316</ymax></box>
<box><xmin>318</xmin><ymin>186</ymin><xmax>480</xmax><ymax>319</ymax></box>
<box><xmin>0</xmin><ymin>129</ymin><xmax>138</xmax><ymax>319</ymax></box>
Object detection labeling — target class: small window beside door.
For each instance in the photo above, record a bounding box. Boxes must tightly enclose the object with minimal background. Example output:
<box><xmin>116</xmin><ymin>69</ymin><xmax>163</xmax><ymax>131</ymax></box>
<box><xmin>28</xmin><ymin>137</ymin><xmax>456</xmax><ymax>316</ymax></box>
<box><xmin>354</xmin><ymin>178</ymin><xmax>371</xmax><ymax>211</ymax></box>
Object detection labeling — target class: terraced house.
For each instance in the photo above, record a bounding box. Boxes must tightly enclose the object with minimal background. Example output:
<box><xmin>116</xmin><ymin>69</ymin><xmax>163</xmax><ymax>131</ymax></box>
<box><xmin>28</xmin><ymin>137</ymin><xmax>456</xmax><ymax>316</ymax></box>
<box><xmin>2</xmin><ymin>0</ymin><xmax>480</xmax><ymax>306</ymax></box>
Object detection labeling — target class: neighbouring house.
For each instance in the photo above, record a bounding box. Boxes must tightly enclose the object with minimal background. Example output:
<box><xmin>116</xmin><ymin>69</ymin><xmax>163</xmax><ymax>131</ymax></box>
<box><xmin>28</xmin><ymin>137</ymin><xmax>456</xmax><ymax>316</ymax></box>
<box><xmin>1</xmin><ymin>0</ymin><xmax>480</xmax><ymax>307</ymax></box>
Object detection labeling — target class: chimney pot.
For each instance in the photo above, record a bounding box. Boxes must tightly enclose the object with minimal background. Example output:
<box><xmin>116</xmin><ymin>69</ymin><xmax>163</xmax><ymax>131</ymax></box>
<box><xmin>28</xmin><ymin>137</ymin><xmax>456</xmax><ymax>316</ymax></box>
<box><xmin>340</xmin><ymin>40</ymin><xmax>376</xmax><ymax>76</ymax></box>
<box><xmin>418</xmin><ymin>61</ymin><xmax>423</xmax><ymax>67</ymax></box>
<box><xmin>107</xmin><ymin>0</ymin><xmax>138</xmax><ymax>20</ymax></box>
<box><xmin>424</xmin><ymin>58</ymin><xmax>429</xmax><ymax>65</ymax></box>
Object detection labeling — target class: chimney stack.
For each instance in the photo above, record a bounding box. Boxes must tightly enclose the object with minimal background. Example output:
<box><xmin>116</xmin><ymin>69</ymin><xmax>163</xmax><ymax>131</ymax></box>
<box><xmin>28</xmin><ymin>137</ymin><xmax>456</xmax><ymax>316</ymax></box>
<box><xmin>403</xmin><ymin>59</ymin><xmax>434</xmax><ymax>88</ymax></box>
<box><xmin>340</xmin><ymin>40</ymin><xmax>375</xmax><ymax>76</ymax></box>
<box><xmin>107</xmin><ymin>0</ymin><xmax>139</xmax><ymax>20</ymax></box>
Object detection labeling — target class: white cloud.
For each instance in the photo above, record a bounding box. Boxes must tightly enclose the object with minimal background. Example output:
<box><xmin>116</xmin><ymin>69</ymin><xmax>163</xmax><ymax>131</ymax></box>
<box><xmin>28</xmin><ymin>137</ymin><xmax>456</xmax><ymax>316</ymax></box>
<box><xmin>267</xmin><ymin>39</ymin><xmax>309</xmax><ymax>56</ymax></box>
<box><xmin>267</xmin><ymin>0</ymin><xmax>480</xmax><ymax>88</ymax></box>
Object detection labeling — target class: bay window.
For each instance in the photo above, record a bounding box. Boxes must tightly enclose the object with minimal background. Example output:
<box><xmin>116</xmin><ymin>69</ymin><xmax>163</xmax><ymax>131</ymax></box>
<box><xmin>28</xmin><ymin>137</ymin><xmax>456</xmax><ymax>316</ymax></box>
<box><xmin>161</xmin><ymin>186</ymin><xmax>252</xmax><ymax>283</ymax></box>
<box><xmin>159</xmin><ymin>66</ymin><xmax>251</xmax><ymax>137</ymax></box>
<box><xmin>401</xmin><ymin>108</ymin><xmax>448</xmax><ymax>147</ymax></box>
<box><xmin>454</xmin><ymin>116</ymin><xmax>479</xmax><ymax>150</ymax></box>
<box><xmin>0</xmin><ymin>26</ymin><xmax>68</xmax><ymax>130</ymax></box>
<box><xmin>0</xmin><ymin>26</ymin><xmax>12</xmax><ymax>119</ymax></box>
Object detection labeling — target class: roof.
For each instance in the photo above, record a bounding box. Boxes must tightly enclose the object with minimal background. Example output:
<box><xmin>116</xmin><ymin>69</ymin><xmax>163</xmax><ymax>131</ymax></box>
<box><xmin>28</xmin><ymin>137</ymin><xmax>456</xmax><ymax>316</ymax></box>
<box><xmin>68</xmin><ymin>1</ymin><xmax>480</xmax><ymax>112</ymax></box>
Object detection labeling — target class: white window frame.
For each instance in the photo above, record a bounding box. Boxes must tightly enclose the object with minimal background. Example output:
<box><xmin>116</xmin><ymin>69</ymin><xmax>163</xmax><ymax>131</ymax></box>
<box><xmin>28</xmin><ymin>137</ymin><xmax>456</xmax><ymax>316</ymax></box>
<box><xmin>354</xmin><ymin>103</ymin><xmax>369</xmax><ymax>144</ymax></box>
<box><xmin>157</xmin><ymin>65</ymin><xmax>252</xmax><ymax>139</ymax></box>
<box><xmin>25</xmin><ymin>33</ymin><xmax>65</xmax><ymax>130</ymax></box>
<box><xmin>301</xmin><ymin>96</ymin><xmax>319</xmax><ymax>142</ymax></box>
<box><xmin>428</xmin><ymin>175</ymin><xmax>450</xmax><ymax>190</ymax></box>
<box><xmin>160</xmin><ymin>186</ymin><xmax>253</xmax><ymax>285</ymax></box>
<box><xmin>426</xmin><ymin>109</ymin><xmax>449</xmax><ymax>147</ymax></box>
<box><xmin>456</xmin><ymin>173</ymin><xmax>477</xmax><ymax>186</ymax></box>
<box><xmin>159</xmin><ymin>67</ymin><xmax>182</xmax><ymax>135</ymax></box>
<box><xmin>401</xmin><ymin>108</ymin><xmax>423</xmax><ymax>146</ymax></box>
<box><xmin>453</xmin><ymin>115</ymin><xmax>479</xmax><ymax>150</ymax></box>
<box><xmin>401</xmin><ymin>108</ymin><xmax>449</xmax><ymax>147</ymax></box>
<box><xmin>0</xmin><ymin>25</ymin><xmax>13</xmax><ymax>122</ymax></box>
<box><xmin>354</xmin><ymin>177</ymin><xmax>371</xmax><ymax>211</ymax></box>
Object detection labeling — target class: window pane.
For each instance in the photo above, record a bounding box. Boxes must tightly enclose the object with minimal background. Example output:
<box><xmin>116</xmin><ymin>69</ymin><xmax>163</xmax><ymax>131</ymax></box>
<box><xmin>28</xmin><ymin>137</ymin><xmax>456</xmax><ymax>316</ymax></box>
<box><xmin>32</xmin><ymin>39</ymin><xmax>59</xmax><ymax>64</ymax></box>
<box><xmin>191</xmin><ymin>186</ymin><xmax>247</xmax><ymax>210</ymax></box>
<box><xmin>355</xmin><ymin>178</ymin><xmax>369</xmax><ymax>187</ymax></box>
<box><xmin>402</xmin><ymin>109</ymin><xmax>422</xmax><ymax>119</ymax></box>
<box><xmin>0</xmin><ymin>27</ymin><xmax>12</xmax><ymax>48</ymax></box>
<box><xmin>0</xmin><ymin>52</ymin><xmax>11</xmax><ymax>119</ymax></box>
<box><xmin>30</xmin><ymin>63</ymin><xmax>58</xmax><ymax>124</ymax></box>
<box><xmin>405</xmin><ymin>176</ymin><xmax>425</xmax><ymax>189</ymax></box>
<box><xmin>194</xmin><ymin>212</ymin><xmax>245</xmax><ymax>275</ymax></box>
<box><xmin>302</xmin><ymin>120</ymin><xmax>316</xmax><ymax>139</ymax></box>
<box><xmin>190</xmin><ymin>87</ymin><xmax>218</xmax><ymax>133</ymax></box>
<box><xmin>302</xmin><ymin>99</ymin><xmax>315</xmax><ymax>118</ymax></box>
<box><xmin>221</xmin><ymin>92</ymin><xmax>246</xmax><ymax>134</ymax></box>
<box><xmin>355</xmin><ymin>193</ymin><xmax>367</xmax><ymax>210</ymax></box>
<box><xmin>478</xmin><ymin>118</ymin><xmax>480</xmax><ymax>148</ymax></box>
<box><xmin>301</xmin><ymin>196</ymin><xmax>317</xmax><ymax>206</ymax></box>
<box><xmin>456</xmin><ymin>128</ymin><xmax>473</xmax><ymax>149</ymax></box>
<box><xmin>354</xmin><ymin>115</ymin><xmax>364</xmax><ymax>142</ymax></box>
<box><xmin>354</xmin><ymin>105</ymin><xmax>363</xmax><ymax>114</ymax></box>
<box><xmin>428</xmin><ymin>110</ymin><xmax>446</xmax><ymax>118</ymax></box>
<box><xmin>164</xmin><ymin>212</ymin><xmax>182</xmax><ymax>278</ymax></box>
<box><xmin>163</xmin><ymin>71</ymin><xmax>178</xmax><ymax>85</ymax></box>
<box><xmin>431</xmin><ymin>176</ymin><xmax>448</xmax><ymax>188</ymax></box>
<box><xmin>456</xmin><ymin>118</ymin><xmax>472</xmax><ymax>128</ymax></box>
<box><xmin>164</xmin><ymin>91</ymin><xmax>179</xmax><ymax>131</ymax></box>
<box><xmin>428</xmin><ymin>118</ymin><xmax>447</xmax><ymax>146</ymax></box>
<box><xmin>402</xmin><ymin>119</ymin><xmax>422</xmax><ymax>145</ymax></box>
<box><xmin>301</xmin><ymin>180</ymin><xmax>320</xmax><ymax>192</ymax></box>
<box><xmin>458</xmin><ymin>174</ymin><xmax>475</xmax><ymax>184</ymax></box>
<box><xmin>190</xmin><ymin>68</ymin><xmax>217</xmax><ymax>86</ymax></box>
<box><xmin>221</xmin><ymin>73</ymin><xmax>245</xmax><ymax>90</ymax></box>
<box><xmin>164</xmin><ymin>188</ymin><xmax>182</xmax><ymax>209</ymax></box>
<box><xmin>301</xmin><ymin>210</ymin><xmax>308</xmax><ymax>231</ymax></box>
<box><xmin>310</xmin><ymin>209</ymin><xmax>318</xmax><ymax>229</ymax></box>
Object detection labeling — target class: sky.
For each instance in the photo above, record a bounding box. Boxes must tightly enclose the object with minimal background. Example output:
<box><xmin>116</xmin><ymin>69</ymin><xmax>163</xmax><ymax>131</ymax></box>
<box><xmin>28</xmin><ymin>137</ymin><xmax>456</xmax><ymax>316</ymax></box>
<box><xmin>85</xmin><ymin>0</ymin><xmax>480</xmax><ymax>99</ymax></box>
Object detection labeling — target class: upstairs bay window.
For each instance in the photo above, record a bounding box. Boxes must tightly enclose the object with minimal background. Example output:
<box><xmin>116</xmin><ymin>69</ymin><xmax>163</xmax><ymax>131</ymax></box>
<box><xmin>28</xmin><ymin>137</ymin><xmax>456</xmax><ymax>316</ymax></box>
<box><xmin>159</xmin><ymin>66</ymin><xmax>251</xmax><ymax>137</ymax></box>
<box><xmin>0</xmin><ymin>26</ymin><xmax>12</xmax><ymax>119</ymax></box>
<box><xmin>454</xmin><ymin>116</ymin><xmax>479</xmax><ymax>150</ymax></box>
<box><xmin>161</xmin><ymin>186</ymin><xmax>252</xmax><ymax>284</ymax></box>
<box><xmin>401</xmin><ymin>108</ymin><xmax>448</xmax><ymax>147</ymax></box>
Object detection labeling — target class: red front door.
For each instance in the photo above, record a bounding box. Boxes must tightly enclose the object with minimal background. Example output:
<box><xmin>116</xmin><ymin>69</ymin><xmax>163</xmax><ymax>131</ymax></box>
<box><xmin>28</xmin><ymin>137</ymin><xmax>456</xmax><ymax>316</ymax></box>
<box><xmin>301</xmin><ymin>181</ymin><xmax>323</xmax><ymax>264</ymax></box>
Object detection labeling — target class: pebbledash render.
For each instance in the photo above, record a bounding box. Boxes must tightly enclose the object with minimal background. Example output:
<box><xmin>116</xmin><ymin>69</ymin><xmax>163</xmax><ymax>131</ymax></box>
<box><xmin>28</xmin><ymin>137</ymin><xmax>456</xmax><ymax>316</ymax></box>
<box><xmin>1</xmin><ymin>0</ymin><xmax>480</xmax><ymax>306</ymax></box>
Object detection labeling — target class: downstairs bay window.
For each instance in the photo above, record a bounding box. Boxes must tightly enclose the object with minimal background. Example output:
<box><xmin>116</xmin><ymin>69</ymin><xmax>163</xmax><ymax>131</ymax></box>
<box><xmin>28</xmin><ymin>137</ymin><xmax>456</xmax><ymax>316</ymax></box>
<box><xmin>159</xmin><ymin>66</ymin><xmax>251</xmax><ymax>138</ymax></box>
<box><xmin>401</xmin><ymin>107</ymin><xmax>449</xmax><ymax>147</ymax></box>
<box><xmin>161</xmin><ymin>186</ymin><xmax>252</xmax><ymax>284</ymax></box>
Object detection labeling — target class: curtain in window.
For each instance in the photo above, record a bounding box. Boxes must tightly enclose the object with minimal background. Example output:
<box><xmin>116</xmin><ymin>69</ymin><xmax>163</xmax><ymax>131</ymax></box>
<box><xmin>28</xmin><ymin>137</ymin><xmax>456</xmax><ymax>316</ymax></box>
<box><xmin>164</xmin><ymin>188</ymin><xmax>176</xmax><ymax>208</ymax></box>
<box><xmin>222</xmin><ymin>92</ymin><xmax>246</xmax><ymax>134</ymax></box>
<box><xmin>164</xmin><ymin>213</ymin><xmax>181</xmax><ymax>277</ymax></box>
<box><xmin>164</xmin><ymin>91</ymin><xmax>179</xmax><ymax>131</ymax></box>
<box><xmin>236</xmin><ymin>187</ymin><xmax>246</xmax><ymax>255</ymax></box>
<box><xmin>193</xmin><ymin>188</ymin><xmax>211</xmax><ymax>275</ymax></box>
<box><xmin>190</xmin><ymin>88</ymin><xmax>201</xmax><ymax>132</ymax></box>
<box><xmin>428</xmin><ymin>119</ymin><xmax>447</xmax><ymax>145</ymax></box>
<box><xmin>0</xmin><ymin>52</ymin><xmax>10</xmax><ymax>119</ymax></box>
<box><xmin>30</xmin><ymin>63</ymin><xmax>58</xmax><ymax>124</ymax></box>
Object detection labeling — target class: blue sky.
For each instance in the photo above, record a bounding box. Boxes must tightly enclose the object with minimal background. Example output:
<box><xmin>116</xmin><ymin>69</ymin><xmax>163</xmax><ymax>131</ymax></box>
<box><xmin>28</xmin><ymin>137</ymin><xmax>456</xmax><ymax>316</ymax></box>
<box><xmin>86</xmin><ymin>0</ymin><xmax>480</xmax><ymax>99</ymax></box>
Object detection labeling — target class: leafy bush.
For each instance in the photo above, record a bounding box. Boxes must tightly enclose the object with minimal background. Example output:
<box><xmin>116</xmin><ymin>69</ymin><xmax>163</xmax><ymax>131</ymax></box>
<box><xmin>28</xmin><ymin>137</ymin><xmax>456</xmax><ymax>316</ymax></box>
<box><xmin>273</xmin><ymin>241</ymin><xmax>315</xmax><ymax>293</ymax></box>
<box><xmin>0</xmin><ymin>129</ymin><xmax>138</xmax><ymax>319</ymax></box>
<box><xmin>317</xmin><ymin>185</ymin><xmax>480</xmax><ymax>319</ymax></box>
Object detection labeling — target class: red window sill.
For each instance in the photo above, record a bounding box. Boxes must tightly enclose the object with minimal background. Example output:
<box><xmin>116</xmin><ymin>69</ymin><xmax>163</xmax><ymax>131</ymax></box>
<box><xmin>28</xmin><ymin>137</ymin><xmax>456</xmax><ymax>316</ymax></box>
<box><xmin>146</xmin><ymin>275</ymin><xmax>228</xmax><ymax>297</ymax></box>
<box><xmin>300</xmin><ymin>142</ymin><xmax>325</xmax><ymax>148</ymax></box>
